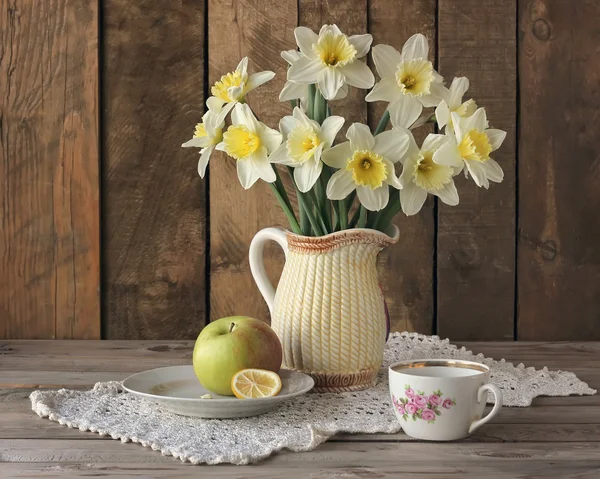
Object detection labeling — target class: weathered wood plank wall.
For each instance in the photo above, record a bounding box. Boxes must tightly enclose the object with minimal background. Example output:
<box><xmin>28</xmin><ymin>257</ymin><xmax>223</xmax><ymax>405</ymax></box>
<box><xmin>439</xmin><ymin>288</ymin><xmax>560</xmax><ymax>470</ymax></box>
<box><xmin>1</xmin><ymin>0</ymin><xmax>599</xmax><ymax>340</ymax></box>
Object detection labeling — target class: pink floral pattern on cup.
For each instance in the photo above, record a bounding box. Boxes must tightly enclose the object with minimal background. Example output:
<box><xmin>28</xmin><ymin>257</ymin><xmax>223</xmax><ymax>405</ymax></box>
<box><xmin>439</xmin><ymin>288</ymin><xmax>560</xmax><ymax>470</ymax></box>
<box><xmin>392</xmin><ymin>385</ymin><xmax>457</xmax><ymax>424</ymax></box>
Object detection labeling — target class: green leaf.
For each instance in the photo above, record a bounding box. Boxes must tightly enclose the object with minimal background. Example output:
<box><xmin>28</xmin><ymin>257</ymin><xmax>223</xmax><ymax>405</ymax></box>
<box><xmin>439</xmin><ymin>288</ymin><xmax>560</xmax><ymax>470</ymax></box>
<box><xmin>400</xmin><ymin>398</ymin><xmax>408</xmax><ymax>404</ymax></box>
<box><xmin>412</xmin><ymin>414</ymin><xmax>417</xmax><ymax>422</ymax></box>
<box><xmin>417</xmin><ymin>390</ymin><xmax>425</xmax><ymax>396</ymax></box>
<box><xmin>434</xmin><ymin>409</ymin><xmax>441</xmax><ymax>416</ymax></box>
<box><xmin>402</xmin><ymin>414</ymin><xmax>408</xmax><ymax>421</ymax></box>
<box><xmin>404</xmin><ymin>384</ymin><xmax>411</xmax><ymax>390</ymax></box>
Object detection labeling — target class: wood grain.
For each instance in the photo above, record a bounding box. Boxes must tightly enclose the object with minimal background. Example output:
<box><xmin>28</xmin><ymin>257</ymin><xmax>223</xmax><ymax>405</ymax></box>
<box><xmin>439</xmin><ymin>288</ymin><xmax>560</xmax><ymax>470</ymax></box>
<box><xmin>368</xmin><ymin>0</ymin><xmax>437</xmax><ymax>334</ymax></box>
<box><xmin>208</xmin><ymin>0</ymin><xmax>297</xmax><ymax>323</ymax></box>
<box><xmin>437</xmin><ymin>0</ymin><xmax>517</xmax><ymax>340</ymax></box>
<box><xmin>103</xmin><ymin>0</ymin><xmax>207</xmax><ymax>339</ymax></box>
<box><xmin>1</xmin><ymin>340</ymin><xmax>599</xmax><ymax>477</ymax></box>
<box><xmin>1</xmin><ymin>441</ymin><xmax>599</xmax><ymax>478</ymax></box>
<box><xmin>517</xmin><ymin>0</ymin><xmax>600</xmax><ymax>340</ymax></box>
<box><xmin>0</xmin><ymin>1</ymin><xmax>100</xmax><ymax>339</ymax></box>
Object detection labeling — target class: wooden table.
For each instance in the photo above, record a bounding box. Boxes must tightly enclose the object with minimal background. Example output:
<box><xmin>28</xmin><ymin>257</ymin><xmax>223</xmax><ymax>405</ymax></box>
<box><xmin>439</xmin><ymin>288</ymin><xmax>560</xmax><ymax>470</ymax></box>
<box><xmin>1</xmin><ymin>341</ymin><xmax>599</xmax><ymax>478</ymax></box>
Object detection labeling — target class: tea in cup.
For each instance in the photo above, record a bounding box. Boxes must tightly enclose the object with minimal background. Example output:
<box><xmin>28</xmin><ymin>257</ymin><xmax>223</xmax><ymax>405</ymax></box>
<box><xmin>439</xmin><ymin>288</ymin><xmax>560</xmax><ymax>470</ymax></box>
<box><xmin>389</xmin><ymin>359</ymin><xmax>502</xmax><ymax>441</ymax></box>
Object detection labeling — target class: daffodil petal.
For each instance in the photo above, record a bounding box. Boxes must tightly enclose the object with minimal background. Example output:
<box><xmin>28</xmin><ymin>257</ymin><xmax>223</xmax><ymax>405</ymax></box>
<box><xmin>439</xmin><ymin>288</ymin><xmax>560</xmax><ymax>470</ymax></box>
<box><xmin>288</xmin><ymin>56</ymin><xmax>323</xmax><ymax>83</ymax></box>
<box><xmin>383</xmin><ymin>158</ymin><xmax>403</xmax><ymax>190</ymax></box>
<box><xmin>279</xmin><ymin>81</ymin><xmax>307</xmax><ymax>102</ymax></box>
<box><xmin>332</xmin><ymin>83</ymin><xmax>349</xmax><ymax>101</ymax></box>
<box><xmin>465</xmin><ymin>160</ymin><xmax>489</xmax><ymax>189</ymax></box>
<box><xmin>292</xmin><ymin>106</ymin><xmax>314</xmax><ymax>129</ymax></box>
<box><xmin>357</xmin><ymin>185</ymin><xmax>389</xmax><ymax>211</ymax></box>
<box><xmin>435</xmin><ymin>181</ymin><xmax>459</xmax><ymax>206</ymax></box>
<box><xmin>465</xmin><ymin>107</ymin><xmax>488</xmax><ymax>132</ymax></box>
<box><xmin>326</xmin><ymin>169</ymin><xmax>356</xmax><ymax>200</ymax></box>
<box><xmin>486</xmin><ymin>129</ymin><xmax>507</xmax><ymax>151</ymax></box>
<box><xmin>207</xmin><ymin>96</ymin><xmax>226</xmax><ymax>113</ymax></box>
<box><xmin>322</xmin><ymin>141</ymin><xmax>352</xmax><ymax>168</ymax></box>
<box><xmin>237</xmin><ymin>158</ymin><xmax>259</xmax><ymax>189</ymax></box>
<box><xmin>320</xmin><ymin>24</ymin><xmax>343</xmax><ymax>36</ymax></box>
<box><xmin>449</xmin><ymin>77</ymin><xmax>469</xmax><ymax>108</ymax></box>
<box><xmin>347</xmin><ymin>123</ymin><xmax>375</xmax><ymax>151</ymax></box>
<box><xmin>281</xmin><ymin>49</ymin><xmax>301</xmax><ymax>65</ymax></box>
<box><xmin>400</xmin><ymin>182</ymin><xmax>428</xmax><ymax>216</ymax></box>
<box><xmin>389</xmin><ymin>94</ymin><xmax>423</xmax><ymax>129</ymax></box>
<box><xmin>236</xmin><ymin>57</ymin><xmax>249</xmax><ymax>75</ymax></box>
<box><xmin>227</xmin><ymin>85</ymin><xmax>245</xmax><ymax>102</ymax></box>
<box><xmin>401</xmin><ymin>33</ymin><xmax>429</xmax><ymax>62</ymax></box>
<box><xmin>433</xmin><ymin>140</ymin><xmax>462</xmax><ymax>168</ymax></box>
<box><xmin>371</xmin><ymin>44</ymin><xmax>401</xmax><ymax>79</ymax></box>
<box><xmin>348</xmin><ymin>34</ymin><xmax>373</xmax><ymax>58</ymax></box>
<box><xmin>279</xmin><ymin>115</ymin><xmax>296</xmax><ymax>138</ymax></box>
<box><xmin>373</xmin><ymin>129</ymin><xmax>409</xmax><ymax>162</ymax></box>
<box><xmin>260</xmin><ymin>125</ymin><xmax>283</xmax><ymax>154</ymax></box>
<box><xmin>294</xmin><ymin>26</ymin><xmax>319</xmax><ymax>58</ymax></box>
<box><xmin>340</xmin><ymin>60</ymin><xmax>375</xmax><ymax>88</ymax></box>
<box><xmin>232</xmin><ymin>103</ymin><xmax>259</xmax><ymax>132</ymax></box>
<box><xmin>182</xmin><ymin>137</ymin><xmax>207</xmax><ymax>148</ymax></box>
<box><xmin>246</xmin><ymin>71</ymin><xmax>275</xmax><ymax>92</ymax></box>
<box><xmin>318</xmin><ymin>67</ymin><xmax>345</xmax><ymax>100</ymax></box>
<box><xmin>198</xmin><ymin>145</ymin><xmax>214</xmax><ymax>178</ymax></box>
<box><xmin>320</xmin><ymin>115</ymin><xmax>345</xmax><ymax>146</ymax></box>
<box><xmin>295</xmin><ymin>159</ymin><xmax>323</xmax><ymax>193</ymax></box>
<box><xmin>421</xmin><ymin>133</ymin><xmax>447</xmax><ymax>151</ymax></box>
<box><xmin>251</xmin><ymin>149</ymin><xmax>277</xmax><ymax>183</ymax></box>
<box><xmin>268</xmin><ymin>143</ymin><xmax>293</xmax><ymax>165</ymax></box>
<box><xmin>451</xmin><ymin>112</ymin><xmax>464</xmax><ymax>143</ymax></box>
<box><xmin>418</xmin><ymin>82</ymin><xmax>445</xmax><ymax>107</ymax></box>
<box><xmin>365</xmin><ymin>78</ymin><xmax>398</xmax><ymax>103</ymax></box>
<box><xmin>435</xmin><ymin>100</ymin><xmax>450</xmax><ymax>129</ymax></box>
<box><xmin>481</xmin><ymin>158</ymin><xmax>504</xmax><ymax>183</ymax></box>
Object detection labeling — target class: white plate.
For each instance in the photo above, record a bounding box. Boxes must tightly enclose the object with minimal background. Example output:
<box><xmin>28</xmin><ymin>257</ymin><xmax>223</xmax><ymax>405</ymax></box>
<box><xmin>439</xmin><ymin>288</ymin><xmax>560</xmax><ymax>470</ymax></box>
<box><xmin>122</xmin><ymin>365</ymin><xmax>315</xmax><ymax>418</ymax></box>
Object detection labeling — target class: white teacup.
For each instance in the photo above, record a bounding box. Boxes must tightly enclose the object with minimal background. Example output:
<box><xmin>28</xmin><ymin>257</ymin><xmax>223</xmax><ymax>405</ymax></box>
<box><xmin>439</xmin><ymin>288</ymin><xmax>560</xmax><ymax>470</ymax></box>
<box><xmin>389</xmin><ymin>359</ymin><xmax>502</xmax><ymax>441</ymax></box>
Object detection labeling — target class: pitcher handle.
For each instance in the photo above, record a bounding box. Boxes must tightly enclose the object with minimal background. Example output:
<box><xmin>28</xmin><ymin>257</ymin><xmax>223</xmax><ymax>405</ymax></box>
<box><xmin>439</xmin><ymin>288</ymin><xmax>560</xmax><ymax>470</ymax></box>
<box><xmin>249</xmin><ymin>228</ymin><xmax>288</xmax><ymax>315</ymax></box>
<box><xmin>468</xmin><ymin>383</ymin><xmax>503</xmax><ymax>434</ymax></box>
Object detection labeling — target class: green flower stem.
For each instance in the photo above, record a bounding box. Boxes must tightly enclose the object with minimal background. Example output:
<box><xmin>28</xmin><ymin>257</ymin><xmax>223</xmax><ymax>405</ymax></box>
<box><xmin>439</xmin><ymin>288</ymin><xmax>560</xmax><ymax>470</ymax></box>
<box><xmin>338</xmin><ymin>195</ymin><xmax>348</xmax><ymax>230</ymax></box>
<box><xmin>314</xmin><ymin>90</ymin><xmax>328</xmax><ymax>124</ymax></box>
<box><xmin>268</xmin><ymin>182</ymin><xmax>301</xmax><ymax>234</ymax></box>
<box><xmin>283</xmin><ymin>166</ymin><xmax>310</xmax><ymax>235</ymax></box>
<box><xmin>374</xmin><ymin>110</ymin><xmax>390</xmax><ymax>135</ymax></box>
<box><xmin>307</xmin><ymin>84</ymin><xmax>317</xmax><ymax>120</ymax></box>
<box><xmin>357</xmin><ymin>205</ymin><xmax>368</xmax><ymax>228</ymax></box>
<box><xmin>274</xmin><ymin>167</ymin><xmax>294</xmax><ymax>213</ymax></box>
<box><xmin>287</xmin><ymin>166</ymin><xmax>324</xmax><ymax>236</ymax></box>
<box><xmin>372</xmin><ymin>189</ymin><xmax>401</xmax><ymax>232</ymax></box>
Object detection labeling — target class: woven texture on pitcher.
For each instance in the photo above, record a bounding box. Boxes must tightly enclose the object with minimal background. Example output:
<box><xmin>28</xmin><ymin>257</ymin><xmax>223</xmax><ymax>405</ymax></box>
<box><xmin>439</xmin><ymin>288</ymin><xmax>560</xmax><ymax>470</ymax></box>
<box><xmin>272</xmin><ymin>240</ymin><xmax>386</xmax><ymax>375</ymax></box>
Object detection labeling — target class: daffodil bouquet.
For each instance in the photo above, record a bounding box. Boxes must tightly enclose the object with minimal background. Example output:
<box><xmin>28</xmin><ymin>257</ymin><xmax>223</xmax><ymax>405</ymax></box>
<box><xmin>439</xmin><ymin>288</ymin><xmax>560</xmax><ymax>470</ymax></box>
<box><xmin>183</xmin><ymin>25</ymin><xmax>506</xmax><ymax>237</ymax></box>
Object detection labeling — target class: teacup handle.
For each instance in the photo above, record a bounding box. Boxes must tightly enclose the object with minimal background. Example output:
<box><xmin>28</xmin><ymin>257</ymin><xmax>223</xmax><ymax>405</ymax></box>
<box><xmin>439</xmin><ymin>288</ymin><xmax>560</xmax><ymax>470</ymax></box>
<box><xmin>249</xmin><ymin>228</ymin><xmax>288</xmax><ymax>315</ymax></box>
<box><xmin>468</xmin><ymin>384</ymin><xmax>503</xmax><ymax>434</ymax></box>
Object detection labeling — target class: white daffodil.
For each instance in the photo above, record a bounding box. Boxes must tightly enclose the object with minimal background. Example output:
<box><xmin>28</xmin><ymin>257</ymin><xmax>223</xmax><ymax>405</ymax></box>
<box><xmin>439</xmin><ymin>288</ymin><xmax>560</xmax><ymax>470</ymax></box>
<box><xmin>433</xmin><ymin>108</ymin><xmax>506</xmax><ymax>189</ymax></box>
<box><xmin>397</xmin><ymin>132</ymin><xmax>459</xmax><ymax>216</ymax></box>
<box><xmin>269</xmin><ymin>107</ymin><xmax>344</xmax><ymax>192</ymax></box>
<box><xmin>216</xmin><ymin>103</ymin><xmax>282</xmax><ymax>189</ymax></box>
<box><xmin>181</xmin><ymin>110</ymin><xmax>225</xmax><ymax>178</ymax></box>
<box><xmin>207</xmin><ymin>57</ymin><xmax>275</xmax><ymax>120</ymax></box>
<box><xmin>279</xmin><ymin>50</ymin><xmax>349</xmax><ymax>106</ymax></box>
<box><xmin>322</xmin><ymin>123</ymin><xmax>408</xmax><ymax>211</ymax></box>
<box><xmin>287</xmin><ymin>25</ymin><xmax>374</xmax><ymax>100</ymax></box>
<box><xmin>366</xmin><ymin>34</ymin><xmax>444</xmax><ymax>120</ymax></box>
<box><xmin>435</xmin><ymin>77</ymin><xmax>478</xmax><ymax>130</ymax></box>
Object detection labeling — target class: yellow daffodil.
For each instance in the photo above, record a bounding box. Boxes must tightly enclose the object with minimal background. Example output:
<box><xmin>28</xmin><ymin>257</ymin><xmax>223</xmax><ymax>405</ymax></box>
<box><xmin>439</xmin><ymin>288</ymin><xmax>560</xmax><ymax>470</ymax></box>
<box><xmin>181</xmin><ymin>110</ymin><xmax>225</xmax><ymax>178</ymax></box>
<box><xmin>433</xmin><ymin>108</ymin><xmax>506</xmax><ymax>189</ymax></box>
<box><xmin>207</xmin><ymin>57</ymin><xmax>275</xmax><ymax>121</ymax></box>
<box><xmin>366</xmin><ymin>34</ymin><xmax>444</xmax><ymax>121</ymax></box>
<box><xmin>322</xmin><ymin>123</ymin><xmax>408</xmax><ymax>211</ymax></box>
<box><xmin>269</xmin><ymin>107</ymin><xmax>344</xmax><ymax>192</ymax></box>
<box><xmin>215</xmin><ymin>104</ymin><xmax>282</xmax><ymax>189</ymax></box>
<box><xmin>287</xmin><ymin>25</ymin><xmax>374</xmax><ymax>100</ymax></box>
<box><xmin>279</xmin><ymin>50</ymin><xmax>349</xmax><ymax>105</ymax></box>
<box><xmin>397</xmin><ymin>131</ymin><xmax>459</xmax><ymax>216</ymax></box>
<box><xmin>435</xmin><ymin>77</ymin><xmax>478</xmax><ymax>131</ymax></box>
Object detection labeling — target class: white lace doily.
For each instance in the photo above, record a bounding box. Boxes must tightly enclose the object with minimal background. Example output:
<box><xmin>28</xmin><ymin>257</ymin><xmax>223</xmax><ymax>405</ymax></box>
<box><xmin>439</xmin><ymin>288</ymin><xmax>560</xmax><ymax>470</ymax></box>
<box><xmin>31</xmin><ymin>333</ymin><xmax>596</xmax><ymax>465</ymax></box>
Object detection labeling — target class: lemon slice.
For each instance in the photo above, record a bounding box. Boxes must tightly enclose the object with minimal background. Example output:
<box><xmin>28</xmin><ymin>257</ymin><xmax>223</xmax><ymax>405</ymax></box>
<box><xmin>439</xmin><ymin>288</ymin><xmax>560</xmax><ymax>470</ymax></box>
<box><xmin>231</xmin><ymin>369</ymin><xmax>282</xmax><ymax>399</ymax></box>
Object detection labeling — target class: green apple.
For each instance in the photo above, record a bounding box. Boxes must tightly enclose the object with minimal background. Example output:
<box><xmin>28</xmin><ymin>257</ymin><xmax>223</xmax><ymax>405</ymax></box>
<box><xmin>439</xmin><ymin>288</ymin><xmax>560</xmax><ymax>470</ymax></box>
<box><xmin>192</xmin><ymin>316</ymin><xmax>283</xmax><ymax>396</ymax></box>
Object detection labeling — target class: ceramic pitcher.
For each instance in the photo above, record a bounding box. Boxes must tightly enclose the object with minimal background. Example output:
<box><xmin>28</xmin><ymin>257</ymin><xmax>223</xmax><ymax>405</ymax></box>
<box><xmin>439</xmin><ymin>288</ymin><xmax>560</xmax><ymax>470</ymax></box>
<box><xmin>249</xmin><ymin>226</ymin><xmax>399</xmax><ymax>392</ymax></box>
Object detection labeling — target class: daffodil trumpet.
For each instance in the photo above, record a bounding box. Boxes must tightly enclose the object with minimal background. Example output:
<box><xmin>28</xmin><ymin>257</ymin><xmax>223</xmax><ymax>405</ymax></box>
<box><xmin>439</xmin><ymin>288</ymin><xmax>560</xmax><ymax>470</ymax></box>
<box><xmin>182</xmin><ymin>25</ymin><xmax>505</xmax><ymax>237</ymax></box>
